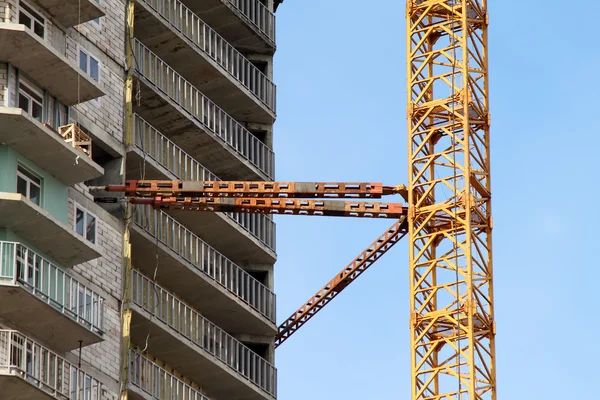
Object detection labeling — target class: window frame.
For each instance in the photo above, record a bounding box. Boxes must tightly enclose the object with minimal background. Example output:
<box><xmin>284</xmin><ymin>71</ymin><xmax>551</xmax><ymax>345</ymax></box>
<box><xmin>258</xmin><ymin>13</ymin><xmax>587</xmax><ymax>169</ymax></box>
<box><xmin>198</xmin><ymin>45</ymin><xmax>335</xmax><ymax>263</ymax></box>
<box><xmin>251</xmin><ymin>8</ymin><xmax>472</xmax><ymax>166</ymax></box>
<box><xmin>16</xmin><ymin>164</ymin><xmax>43</xmax><ymax>207</ymax></box>
<box><xmin>18</xmin><ymin>78</ymin><xmax>44</xmax><ymax>121</ymax></box>
<box><xmin>18</xmin><ymin>0</ymin><xmax>47</xmax><ymax>40</ymax></box>
<box><xmin>78</xmin><ymin>48</ymin><xmax>102</xmax><ymax>83</ymax></box>
<box><xmin>74</xmin><ymin>202</ymin><xmax>98</xmax><ymax>245</ymax></box>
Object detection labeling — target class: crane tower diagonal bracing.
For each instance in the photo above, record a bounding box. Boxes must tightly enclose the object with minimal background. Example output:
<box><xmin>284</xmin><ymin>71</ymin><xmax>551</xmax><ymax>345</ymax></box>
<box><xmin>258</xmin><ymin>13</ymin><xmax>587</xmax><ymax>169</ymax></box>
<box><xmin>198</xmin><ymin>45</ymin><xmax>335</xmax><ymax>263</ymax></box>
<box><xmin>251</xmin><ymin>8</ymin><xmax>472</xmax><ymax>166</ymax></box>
<box><xmin>407</xmin><ymin>1</ymin><xmax>496</xmax><ymax>400</ymax></box>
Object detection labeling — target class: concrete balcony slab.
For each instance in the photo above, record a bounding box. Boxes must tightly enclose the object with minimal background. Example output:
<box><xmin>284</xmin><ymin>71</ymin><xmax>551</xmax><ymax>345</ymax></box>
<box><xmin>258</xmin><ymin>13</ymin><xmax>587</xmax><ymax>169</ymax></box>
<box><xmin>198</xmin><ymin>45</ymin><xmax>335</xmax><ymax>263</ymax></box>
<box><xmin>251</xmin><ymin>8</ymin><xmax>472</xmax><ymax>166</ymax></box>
<box><xmin>183</xmin><ymin>0</ymin><xmax>275</xmax><ymax>54</ymax></box>
<box><xmin>126</xmin><ymin>147</ymin><xmax>276</xmax><ymax>264</ymax></box>
<box><xmin>0</xmin><ymin>23</ymin><xmax>105</xmax><ymax>105</ymax></box>
<box><xmin>0</xmin><ymin>193</ymin><xmax>101</xmax><ymax>266</ymax></box>
<box><xmin>0</xmin><ymin>374</ymin><xmax>55</xmax><ymax>400</ymax></box>
<box><xmin>0</xmin><ymin>108</ymin><xmax>104</xmax><ymax>185</ymax></box>
<box><xmin>134</xmin><ymin>0</ymin><xmax>276</xmax><ymax>124</ymax></box>
<box><xmin>0</xmin><ymin>284</ymin><xmax>102</xmax><ymax>352</ymax></box>
<box><xmin>129</xmin><ymin>224</ymin><xmax>276</xmax><ymax>336</ymax></box>
<box><xmin>129</xmin><ymin>304</ymin><xmax>275</xmax><ymax>400</ymax></box>
<box><xmin>132</xmin><ymin>75</ymin><xmax>271</xmax><ymax>181</ymax></box>
<box><xmin>30</xmin><ymin>0</ymin><xmax>105</xmax><ymax>27</ymax></box>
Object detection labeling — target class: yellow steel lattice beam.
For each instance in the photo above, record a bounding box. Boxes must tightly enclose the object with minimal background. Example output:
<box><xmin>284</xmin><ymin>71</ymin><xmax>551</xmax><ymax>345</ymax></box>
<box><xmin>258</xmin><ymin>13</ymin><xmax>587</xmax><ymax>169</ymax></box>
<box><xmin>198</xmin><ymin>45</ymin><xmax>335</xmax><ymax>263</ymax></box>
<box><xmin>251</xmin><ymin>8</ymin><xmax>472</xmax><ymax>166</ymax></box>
<box><xmin>406</xmin><ymin>0</ymin><xmax>496</xmax><ymax>399</ymax></box>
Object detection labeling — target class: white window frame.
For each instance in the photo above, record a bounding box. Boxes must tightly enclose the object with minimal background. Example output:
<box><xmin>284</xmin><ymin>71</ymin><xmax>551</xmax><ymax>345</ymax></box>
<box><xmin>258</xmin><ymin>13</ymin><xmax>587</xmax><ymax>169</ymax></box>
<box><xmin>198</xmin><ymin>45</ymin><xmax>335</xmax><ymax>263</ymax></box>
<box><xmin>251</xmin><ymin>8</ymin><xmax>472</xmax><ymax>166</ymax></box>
<box><xmin>78</xmin><ymin>48</ymin><xmax>102</xmax><ymax>83</ymax></box>
<box><xmin>18</xmin><ymin>78</ymin><xmax>44</xmax><ymax>120</ymax></box>
<box><xmin>18</xmin><ymin>0</ymin><xmax>47</xmax><ymax>40</ymax></box>
<box><xmin>91</xmin><ymin>0</ymin><xmax>102</xmax><ymax>26</ymax></box>
<box><xmin>74</xmin><ymin>202</ymin><xmax>98</xmax><ymax>245</ymax></box>
<box><xmin>16</xmin><ymin>164</ymin><xmax>43</xmax><ymax>207</ymax></box>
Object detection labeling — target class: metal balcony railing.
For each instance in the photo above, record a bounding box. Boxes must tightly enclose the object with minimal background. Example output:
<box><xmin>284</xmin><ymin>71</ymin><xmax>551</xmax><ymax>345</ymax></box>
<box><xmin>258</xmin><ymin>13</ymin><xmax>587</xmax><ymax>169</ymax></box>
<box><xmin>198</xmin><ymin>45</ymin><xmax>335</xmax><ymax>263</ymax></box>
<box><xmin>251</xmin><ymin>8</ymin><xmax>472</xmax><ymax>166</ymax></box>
<box><xmin>130</xmin><ymin>269</ymin><xmax>277</xmax><ymax>396</ymax></box>
<box><xmin>133</xmin><ymin>39</ymin><xmax>275</xmax><ymax>179</ymax></box>
<box><xmin>0</xmin><ymin>330</ymin><xmax>103</xmax><ymax>400</ymax></box>
<box><xmin>0</xmin><ymin>241</ymin><xmax>104</xmax><ymax>335</ymax></box>
<box><xmin>228</xmin><ymin>0</ymin><xmax>276</xmax><ymax>42</ymax></box>
<box><xmin>133</xmin><ymin>114</ymin><xmax>276</xmax><ymax>251</ymax></box>
<box><xmin>140</xmin><ymin>0</ymin><xmax>276</xmax><ymax>112</ymax></box>
<box><xmin>129</xmin><ymin>348</ymin><xmax>210</xmax><ymax>399</ymax></box>
<box><xmin>133</xmin><ymin>207</ymin><xmax>276</xmax><ymax>322</ymax></box>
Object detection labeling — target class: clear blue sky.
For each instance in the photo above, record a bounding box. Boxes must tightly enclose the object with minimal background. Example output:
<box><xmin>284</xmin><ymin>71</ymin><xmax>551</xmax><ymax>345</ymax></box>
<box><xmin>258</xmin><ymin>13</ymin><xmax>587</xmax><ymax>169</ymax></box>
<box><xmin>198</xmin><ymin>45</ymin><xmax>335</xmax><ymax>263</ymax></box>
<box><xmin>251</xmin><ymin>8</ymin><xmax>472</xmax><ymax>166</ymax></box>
<box><xmin>270</xmin><ymin>1</ymin><xmax>600</xmax><ymax>399</ymax></box>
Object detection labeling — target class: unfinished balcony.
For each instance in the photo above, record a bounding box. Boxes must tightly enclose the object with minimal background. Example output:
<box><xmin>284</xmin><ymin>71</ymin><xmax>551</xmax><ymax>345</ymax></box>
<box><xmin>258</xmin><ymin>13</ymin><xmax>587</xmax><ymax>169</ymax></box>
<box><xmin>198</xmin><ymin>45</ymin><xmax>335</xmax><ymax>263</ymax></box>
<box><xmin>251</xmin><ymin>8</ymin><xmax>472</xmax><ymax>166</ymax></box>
<box><xmin>181</xmin><ymin>0</ymin><xmax>276</xmax><ymax>54</ymax></box>
<box><xmin>0</xmin><ymin>23</ymin><xmax>104</xmax><ymax>105</ymax></box>
<box><xmin>127</xmin><ymin>114</ymin><xmax>276</xmax><ymax>263</ymax></box>
<box><xmin>0</xmin><ymin>108</ymin><xmax>104</xmax><ymax>185</ymax></box>
<box><xmin>0</xmin><ymin>330</ymin><xmax>103</xmax><ymax>400</ymax></box>
<box><xmin>128</xmin><ymin>269</ymin><xmax>277</xmax><ymax>400</ymax></box>
<box><xmin>0</xmin><ymin>241</ymin><xmax>104</xmax><ymax>352</ymax></box>
<box><xmin>0</xmin><ymin>192</ymin><xmax>101</xmax><ymax>267</ymax></box>
<box><xmin>130</xmin><ymin>207</ymin><xmax>276</xmax><ymax>336</ymax></box>
<box><xmin>28</xmin><ymin>0</ymin><xmax>105</xmax><ymax>27</ymax></box>
<box><xmin>132</xmin><ymin>39</ymin><xmax>274</xmax><ymax>181</ymax></box>
<box><xmin>126</xmin><ymin>349</ymin><xmax>210</xmax><ymax>400</ymax></box>
<box><xmin>134</xmin><ymin>0</ymin><xmax>276</xmax><ymax>123</ymax></box>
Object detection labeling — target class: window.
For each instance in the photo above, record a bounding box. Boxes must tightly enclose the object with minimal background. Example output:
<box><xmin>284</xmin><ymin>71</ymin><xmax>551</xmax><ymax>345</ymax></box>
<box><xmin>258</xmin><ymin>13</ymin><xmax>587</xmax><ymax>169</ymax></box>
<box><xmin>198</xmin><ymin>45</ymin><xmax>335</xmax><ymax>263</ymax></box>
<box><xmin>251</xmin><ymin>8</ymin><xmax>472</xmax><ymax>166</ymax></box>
<box><xmin>79</xmin><ymin>49</ymin><xmax>100</xmax><ymax>82</ymax></box>
<box><xmin>75</xmin><ymin>204</ymin><xmax>97</xmax><ymax>244</ymax></box>
<box><xmin>17</xmin><ymin>165</ymin><xmax>42</xmax><ymax>206</ymax></box>
<box><xmin>18</xmin><ymin>80</ymin><xmax>43</xmax><ymax>122</ymax></box>
<box><xmin>19</xmin><ymin>1</ymin><xmax>45</xmax><ymax>39</ymax></box>
<box><xmin>91</xmin><ymin>0</ymin><xmax>101</xmax><ymax>25</ymax></box>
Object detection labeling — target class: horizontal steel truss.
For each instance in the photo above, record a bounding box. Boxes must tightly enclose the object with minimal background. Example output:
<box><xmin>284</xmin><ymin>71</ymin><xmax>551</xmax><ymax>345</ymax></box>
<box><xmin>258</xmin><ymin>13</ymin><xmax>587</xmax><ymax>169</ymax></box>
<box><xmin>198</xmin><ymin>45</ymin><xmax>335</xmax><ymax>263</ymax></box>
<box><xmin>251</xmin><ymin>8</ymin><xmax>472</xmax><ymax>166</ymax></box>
<box><xmin>407</xmin><ymin>0</ymin><xmax>496</xmax><ymax>400</ymax></box>
<box><xmin>129</xmin><ymin>196</ymin><xmax>407</xmax><ymax>218</ymax></box>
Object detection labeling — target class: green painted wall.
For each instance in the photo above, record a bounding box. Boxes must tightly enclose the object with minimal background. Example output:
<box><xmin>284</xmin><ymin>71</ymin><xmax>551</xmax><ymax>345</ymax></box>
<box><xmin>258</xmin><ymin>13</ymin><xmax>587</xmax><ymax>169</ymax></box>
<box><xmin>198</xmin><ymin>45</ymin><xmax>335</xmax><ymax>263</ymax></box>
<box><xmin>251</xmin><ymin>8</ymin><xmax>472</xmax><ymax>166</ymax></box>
<box><xmin>0</xmin><ymin>145</ymin><xmax>68</xmax><ymax>224</ymax></box>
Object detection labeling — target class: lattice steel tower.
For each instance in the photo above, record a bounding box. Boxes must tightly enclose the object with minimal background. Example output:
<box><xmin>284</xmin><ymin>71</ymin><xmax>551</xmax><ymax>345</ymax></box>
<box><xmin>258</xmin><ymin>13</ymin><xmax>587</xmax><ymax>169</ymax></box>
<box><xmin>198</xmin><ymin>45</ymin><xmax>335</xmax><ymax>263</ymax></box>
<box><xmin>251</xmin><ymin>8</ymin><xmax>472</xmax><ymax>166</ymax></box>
<box><xmin>406</xmin><ymin>0</ymin><xmax>496</xmax><ymax>399</ymax></box>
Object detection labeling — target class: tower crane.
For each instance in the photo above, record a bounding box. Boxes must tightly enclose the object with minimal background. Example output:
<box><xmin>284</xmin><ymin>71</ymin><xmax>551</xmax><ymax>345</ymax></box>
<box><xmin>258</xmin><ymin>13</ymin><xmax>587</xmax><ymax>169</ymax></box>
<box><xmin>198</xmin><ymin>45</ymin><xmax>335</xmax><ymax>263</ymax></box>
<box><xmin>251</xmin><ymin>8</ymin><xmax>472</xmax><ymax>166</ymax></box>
<box><xmin>103</xmin><ymin>0</ymin><xmax>496</xmax><ymax>398</ymax></box>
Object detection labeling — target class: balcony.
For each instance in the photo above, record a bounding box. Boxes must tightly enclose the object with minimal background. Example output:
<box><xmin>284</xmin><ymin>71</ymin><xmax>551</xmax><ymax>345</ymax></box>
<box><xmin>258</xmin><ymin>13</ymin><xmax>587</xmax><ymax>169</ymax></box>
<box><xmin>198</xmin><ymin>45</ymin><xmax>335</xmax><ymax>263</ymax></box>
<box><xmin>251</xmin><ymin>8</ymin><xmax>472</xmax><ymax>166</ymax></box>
<box><xmin>0</xmin><ymin>241</ymin><xmax>104</xmax><ymax>352</ymax></box>
<box><xmin>0</xmin><ymin>108</ymin><xmax>104</xmax><ymax>185</ymax></box>
<box><xmin>127</xmin><ymin>114</ymin><xmax>276</xmax><ymax>262</ymax></box>
<box><xmin>126</xmin><ymin>349</ymin><xmax>208</xmax><ymax>400</ymax></box>
<box><xmin>129</xmin><ymin>269</ymin><xmax>276</xmax><ymax>400</ymax></box>
<box><xmin>0</xmin><ymin>192</ymin><xmax>101</xmax><ymax>267</ymax></box>
<box><xmin>134</xmin><ymin>0</ymin><xmax>276</xmax><ymax>123</ymax></box>
<box><xmin>132</xmin><ymin>39</ymin><xmax>274</xmax><ymax>181</ymax></box>
<box><xmin>181</xmin><ymin>0</ymin><xmax>276</xmax><ymax>54</ymax></box>
<box><xmin>0</xmin><ymin>330</ymin><xmax>103</xmax><ymax>400</ymax></box>
<box><xmin>29</xmin><ymin>0</ymin><xmax>105</xmax><ymax>27</ymax></box>
<box><xmin>0</xmin><ymin>23</ymin><xmax>105</xmax><ymax>105</ymax></box>
<box><xmin>130</xmin><ymin>207</ymin><xmax>276</xmax><ymax>336</ymax></box>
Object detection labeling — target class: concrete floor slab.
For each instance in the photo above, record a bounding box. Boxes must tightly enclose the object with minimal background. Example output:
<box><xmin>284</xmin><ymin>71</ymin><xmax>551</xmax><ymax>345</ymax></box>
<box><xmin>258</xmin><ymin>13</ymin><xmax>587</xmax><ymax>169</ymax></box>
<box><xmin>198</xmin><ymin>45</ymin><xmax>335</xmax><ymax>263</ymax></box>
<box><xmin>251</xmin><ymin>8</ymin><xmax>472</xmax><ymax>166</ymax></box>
<box><xmin>29</xmin><ymin>0</ymin><xmax>105</xmax><ymax>27</ymax></box>
<box><xmin>0</xmin><ymin>108</ymin><xmax>104</xmax><ymax>185</ymax></box>
<box><xmin>0</xmin><ymin>192</ymin><xmax>102</xmax><ymax>267</ymax></box>
<box><xmin>134</xmin><ymin>0</ymin><xmax>276</xmax><ymax>124</ymax></box>
<box><xmin>126</xmin><ymin>147</ymin><xmax>276</xmax><ymax>264</ymax></box>
<box><xmin>182</xmin><ymin>0</ymin><xmax>275</xmax><ymax>54</ymax></box>
<box><xmin>132</xmin><ymin>75</ymin><xmax>271</xmax><ymax>181</ymax></box>
<box><xmin>0</xmin><ymin>373</ymin><xmax>56</xmax><ymax>400</ymax></box>
<box><xmin>129</xmin><ymin>224</ymin><xmax>277</xmax><ymax>336</ymax></box>
<box><xmin>0</xmin><ymin>284</ymin><xmax>103</xmax><ymax>352</ymax></box>
<box><xmin>0</xmin><ymin>23</ymin><xmax>105</xmax><ymax>105</ymax></box>
<box><xmin>129</xmin><ymin>305</ymin><xmax>275</xmax><ymax>400</ymax></box>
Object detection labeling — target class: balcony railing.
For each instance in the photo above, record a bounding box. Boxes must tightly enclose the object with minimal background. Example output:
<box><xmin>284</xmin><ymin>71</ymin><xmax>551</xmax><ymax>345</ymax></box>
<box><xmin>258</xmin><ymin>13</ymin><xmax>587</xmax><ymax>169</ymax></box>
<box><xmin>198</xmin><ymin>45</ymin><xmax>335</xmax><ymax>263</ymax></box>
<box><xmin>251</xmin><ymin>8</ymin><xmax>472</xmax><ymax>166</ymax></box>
<box><xmin>0</xmin><ymin>330</ymin><xmax>103</xmax><ymax>400</ymax></box>
<box><xmin>133</xmin><ymin>207</ymin><xmax>276</xmax><ymax>322</ymax></box>
<box><xmin>129</xmin><ymin>348</ymin><xmax>209</xmax><ymax>399</ymax></box>
<box><xmin>133</xmin><ymin>114</ymin><xmax>276</xmax><ymax>251</ymax></box>
<box><xmin>228</xmin><ymin>0</ymin><xmax>276</xmax><ymax>42</ymax></box>
<box><xmin>131</xmin><ymin>269</ymin><xmax>277</xmax><ymax>396</ymax></box>
<box><xmin>0</xmin><ymin>241</ymin><xmax>104</xmax><ymax>334</ymax></box>
<box><xmin>133</xmin><ymin>39</ymin><xmax>275</xmax><ymax>179</ymax></box>
<box><xmin>140</xmin><ymin>0</ymin><xmax>276</xmax><ymax>112</ymax></box>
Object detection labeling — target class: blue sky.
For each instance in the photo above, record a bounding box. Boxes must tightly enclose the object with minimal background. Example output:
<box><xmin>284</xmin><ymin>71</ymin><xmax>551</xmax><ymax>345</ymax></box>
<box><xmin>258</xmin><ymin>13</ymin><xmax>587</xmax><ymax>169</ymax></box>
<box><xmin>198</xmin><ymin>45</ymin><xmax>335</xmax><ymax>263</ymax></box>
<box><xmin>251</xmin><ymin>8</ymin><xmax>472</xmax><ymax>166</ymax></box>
<box><xmin>270</xmin><ymin>0</ymin><xmax>600</xmax><ymax>399</ymax></box>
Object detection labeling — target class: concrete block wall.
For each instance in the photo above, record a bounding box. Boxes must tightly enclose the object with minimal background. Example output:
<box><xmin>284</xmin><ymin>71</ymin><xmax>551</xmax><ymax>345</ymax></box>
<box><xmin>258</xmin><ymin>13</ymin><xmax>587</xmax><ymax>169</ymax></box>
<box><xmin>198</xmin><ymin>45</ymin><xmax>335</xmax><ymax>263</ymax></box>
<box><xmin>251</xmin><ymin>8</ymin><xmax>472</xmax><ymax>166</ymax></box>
<box><xmin>0</xmin><ymin>0</ymin><xmax>16</xmax><ymax>23</ymax></box>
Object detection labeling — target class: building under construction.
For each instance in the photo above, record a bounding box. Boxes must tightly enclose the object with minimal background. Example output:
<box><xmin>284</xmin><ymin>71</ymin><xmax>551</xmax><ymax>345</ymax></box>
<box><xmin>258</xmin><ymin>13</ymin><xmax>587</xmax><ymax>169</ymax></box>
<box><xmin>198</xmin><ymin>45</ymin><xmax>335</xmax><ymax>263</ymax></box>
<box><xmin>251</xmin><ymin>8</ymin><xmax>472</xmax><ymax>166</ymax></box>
<box><xmin>0</xmin><ymin>0</ymin><xmax>495</xmax><ymax>399</ymax></box>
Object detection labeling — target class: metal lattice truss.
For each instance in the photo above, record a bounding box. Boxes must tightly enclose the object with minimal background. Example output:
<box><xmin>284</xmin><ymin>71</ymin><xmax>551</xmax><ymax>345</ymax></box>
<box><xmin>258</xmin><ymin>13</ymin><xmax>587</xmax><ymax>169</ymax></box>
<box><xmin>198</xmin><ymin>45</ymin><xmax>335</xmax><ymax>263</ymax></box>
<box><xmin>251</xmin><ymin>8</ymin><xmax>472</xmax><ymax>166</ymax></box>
<box><xmin>407</xmin><ymin>0</ymin><xmax>496</xmax><ymax>399</ymax></box>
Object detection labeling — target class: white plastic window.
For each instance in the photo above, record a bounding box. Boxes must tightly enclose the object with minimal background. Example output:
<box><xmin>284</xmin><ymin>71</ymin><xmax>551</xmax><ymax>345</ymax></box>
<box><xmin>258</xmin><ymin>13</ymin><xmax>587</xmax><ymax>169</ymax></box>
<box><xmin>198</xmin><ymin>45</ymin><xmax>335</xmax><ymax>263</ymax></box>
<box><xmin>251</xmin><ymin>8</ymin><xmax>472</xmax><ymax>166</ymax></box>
<box><xmin>79</xmin><ymin>49</ymin><xmax>101</xmax><ymax>82</ymax></box>
<box><xmin>18</xmin><ymin>80</ymin><xmax>43</xmax><ymax>122</ymax></box>
<box><xmin>16</xmin><ymin>165</ymin><xmax>42</xmax><ymax>206</ymax></box>
<box><xmin>75</xmin><ymin>204</ymin><xmax>97</xmax><ymax>244</ymax></box>
<box><xmin>18</xmin><ymin>1</ymin><xmax>45</xmax><ymax>39</ymax></box>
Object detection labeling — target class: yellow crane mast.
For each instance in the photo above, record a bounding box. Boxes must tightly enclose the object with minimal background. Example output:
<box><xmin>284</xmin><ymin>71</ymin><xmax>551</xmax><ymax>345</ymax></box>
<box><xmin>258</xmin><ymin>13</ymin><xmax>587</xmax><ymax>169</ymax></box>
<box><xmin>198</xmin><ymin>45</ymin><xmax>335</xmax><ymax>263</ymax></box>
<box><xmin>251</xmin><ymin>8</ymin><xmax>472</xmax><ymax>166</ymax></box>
<box><xmin>406</xmin><ymin>0</ymin><xmax>496</xmax><ymax>399</ymax></box>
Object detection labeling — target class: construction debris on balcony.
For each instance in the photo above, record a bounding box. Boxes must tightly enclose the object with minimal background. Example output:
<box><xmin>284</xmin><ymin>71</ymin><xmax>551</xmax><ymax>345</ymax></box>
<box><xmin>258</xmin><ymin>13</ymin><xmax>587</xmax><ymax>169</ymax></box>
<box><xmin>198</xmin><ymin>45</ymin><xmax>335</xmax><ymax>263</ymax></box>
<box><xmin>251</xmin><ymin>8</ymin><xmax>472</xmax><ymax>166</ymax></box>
<box><xmin>58</xmin><ymin>123</ymin><xmax>92</xmax><ymax>158</ymax></box>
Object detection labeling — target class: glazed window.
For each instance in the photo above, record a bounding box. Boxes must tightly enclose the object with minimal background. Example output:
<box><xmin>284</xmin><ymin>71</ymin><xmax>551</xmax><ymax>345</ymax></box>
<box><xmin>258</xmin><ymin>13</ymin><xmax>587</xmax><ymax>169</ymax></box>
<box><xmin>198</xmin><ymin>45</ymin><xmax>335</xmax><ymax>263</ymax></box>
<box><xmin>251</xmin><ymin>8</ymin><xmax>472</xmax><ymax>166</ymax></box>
<box><xmin>16</xmin><ymin>165</ymin><xmax>42</xmax><ymax>206</ymax></box>
<box><xmin>75</xmin><ymin>204</ymin><xmax>97</xmax><ymax>244</ymax></box>
<box><xmin>19</xmin><ymin>1</ymin><xmax>45</xmax><ymax>39</ymax></box>
<box><xmin>18</xmin><ymin>80</ymin><xmax>43</xmax><ymax>122</ymax></box>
